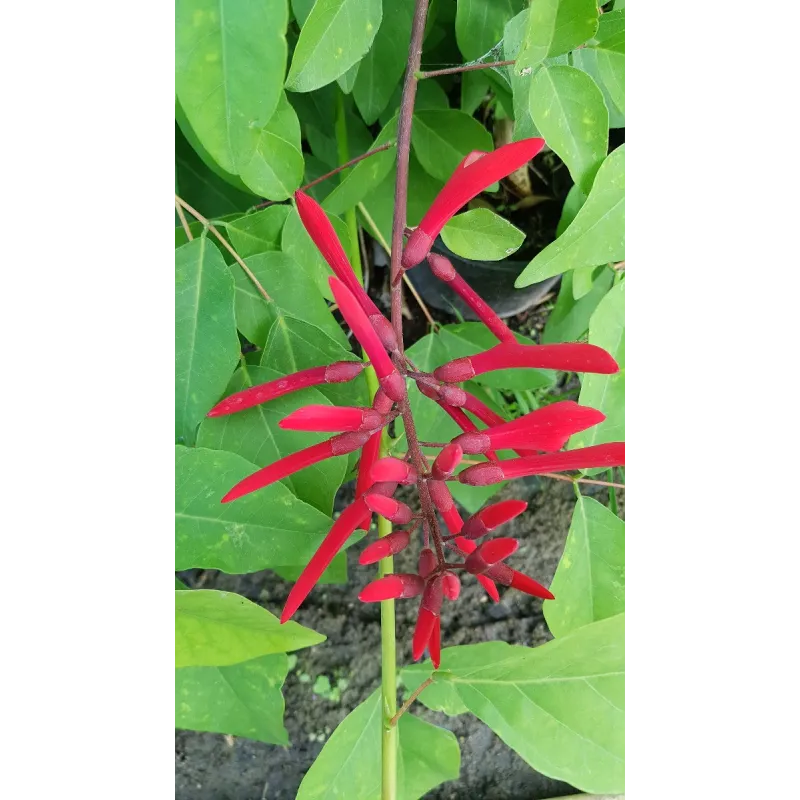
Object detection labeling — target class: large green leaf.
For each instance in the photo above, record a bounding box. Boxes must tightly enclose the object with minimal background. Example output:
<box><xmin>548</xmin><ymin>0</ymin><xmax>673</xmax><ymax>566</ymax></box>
<box><xmin>286</xmin><ymin>0</ymin><xmax>382</xmax><ymax>93</ymax></box>
<box><xmin>570</xmin><ymin>280</ymin><xmax>624</xmax><ymax>451</ymax></box>
<box><xmin>455</xmin><ymin>0</ymin><xmax>526</xmax><ymax>61</ymax></box>
<box><xmin>231</xmin><ymin>251</ymin><xmax>347</xmax><ymax>349</ymax></box>
<box><xmin>515</xmin><ymin>0</ymin><xmax>598</xmax><ymax>71</ymax></box>
<box><xmin>461</xmin><ymin>70</ymin><xmax>491</xmax><ymax>115</ymax></box>
<box><xmin>545</xmin><ymin>496</ymin><xmax>624</xmax><ymax>637</ymax></box>
<box><xmin>441</xmin><ymin>208</ymin><xmax>525</xmax><ymax>261</ymax></box>
<box><xmin>353</xmin><ymin>1</ymin><xmax>415</xmax><ymax>123</ymax></box>
<box><xmin>237</xmin><ymin>93</ymin><xmax>304</xmax><ymax>201</ymax></box>
<box><xmin>175</xmin><ymin>0</ymin><xmax>288</xmax><ymax>174</ymax></box>
<box><xmin>296</xmin><ymin>690</ymin><xmax>460</xmax><ymax>799</ymax></box>
<box><xmin>503</xmin><ymin>11</ymin><xmax>538</xmax><ymax>140</ymax></box>
<box><xmin>197</xmin><ymin>364</ymin><xmax>346</xmax><ymax>514</ymax></box>
<box><xmin>226</xmin><ymin>206</ymin><xmax>291</xmax><ymax>258</ymax></box>
<box><xmin>401</xmin><ymin>665</ymin><xmax>469</xmax><ymax>716</ymax></box>
<box><xmin>176</xmin><ymin>653</ymin><xmax>289</xmax><ymax>745</ymax></box>
<box><xmin>529</xmin><ymin>66</ymin><xmax>608</xmax><ymax>195</ymax></box>
<box><xmin>175</xmin><ymin>446</ymin><xmax>334</xmax><ymax>573</ymax></box>
<box><xmin>574</xmin><ymin>10</ymin><xmax>625</xmax><ymax>112</ymax></box>
<box><xmin>176</xmin><ymin>589</ymin><xmax>325</xmax><ymax>667</ymax></box>
<box><xmin>322</xmin><ymin>116</ymin><xmax>399</xmax><ymax>215</ymax></box>
<box><xmin>516</xmin><ymin>145</ymin><xmax>624</xmax><ymax>285</ymax></box>
<box><xmin>411</xmin><ymin>110</ymin><xmax>494</xmax><ymax>184</ymax></box>
<box><xmin>175</xmin><ymin>238</ymin><xmax>240</xmax><ymax>445</ymax></box>
<box><xmin>432</xmin><ymin>614</ymin><xmax>624</xmax><ymax>793</ymax></box>
<box><xmin>542</xmin><ymin>268</ymin><xmax>614</xmax><ymax>344</ymax></box>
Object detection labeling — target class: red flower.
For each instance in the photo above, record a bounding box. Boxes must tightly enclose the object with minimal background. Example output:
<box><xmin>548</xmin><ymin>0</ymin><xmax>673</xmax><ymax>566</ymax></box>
<box><xmin>279</xmin><ymin>405</ymin><xmax>385</xmax><ymax>433</ymax></box>
<box><xmin>359</xmin><ymin>573</ymin><xmax>425</xmax><ymax>602</ymax></box>
<box><xmin>465</xmin><ymin>538</ymin><xmax>519</xmax><ymax>575</ymax></box>
<box><xmin>412</xmin><ymin>576</ymin><xmax>444</xmax><ymax>660</ymax></box>
<box><xmin>359</xmin><ymin>531</ymin><xmax>412</xmax><ymax>565</ymax></box>
<box><xmin>370</xmin><ymin>457</ymin><xmax>418</xmax><ymax>485</ymax></box>
<box><xmin>431</xmin><ymin>443</ymin><xmax>463</xmax><ymax>480</ymax></box>
<box><xmin>364</xmin><ymin>493</ymin><xmax>413</xmax><ymax>524</ymax></box>
<box><xmin>461</xmin><ymin>500</ymin><xmax>528</xmax><ymax>540</ymax></box>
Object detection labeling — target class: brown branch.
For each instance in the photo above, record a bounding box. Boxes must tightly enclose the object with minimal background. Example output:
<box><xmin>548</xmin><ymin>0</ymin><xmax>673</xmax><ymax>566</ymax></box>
<box><xmin>175</xmin><ymin>194</ymin><xmax>272</xmax><ymax>304</ymax></box>
<box><xmin>416</xmin><ymin>60</ymin><xmax>515</xmax><ymax>80</ymax></box>
<box><xmin>253</xmin><ymin>143</ymin><xmax>396</xmax><ymax>210</ymax></box>
<box><xmin>175</xmin><ymin>200</ymin><xmax>193</xmax><ymax>240</ymax></box>
<box><xmin>389</xmin><ymin>677</ymin><xmax>434</xmax><ymax>727</ymax></box>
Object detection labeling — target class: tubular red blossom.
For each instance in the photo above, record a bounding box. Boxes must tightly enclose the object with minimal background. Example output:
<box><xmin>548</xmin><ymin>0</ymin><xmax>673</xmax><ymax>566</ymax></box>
<box><xmin>372</xmin><ymin>388</ymin><xmax>395</xmax><ymax>415</ymax></box>
<box><xmin>207</xmin><ymin>362</ymin><xmax>365</xmax><ymax>417</ymax></box>
<box><xmin>429</xmin><ymin>617</ymin><xmax>441</xmax><ymax>668</ymax></box>
<box><xmin>486</xmin><ymin>562</ymin><xmax>555</xmax><ymax>600</ymax></box>
<box><xmin>371</xmin><ymin>457</ymin><xmax>418</xmax><ymax>485</ymax></box>
<box><xmin>359</xmin><ymin>573</ymin><xmax>425</xmax><ymax>602</ymax></box>
<box><xmin>279</xmin><ymin>405</ymin><xmax>384</xmax><ymax>433</ymax></box>
<box><xmin>452</xmin><ymin>536</ymin><xmax>501</xmax><ymax>602</ymax></box>
<box><xmin>359</xmin><ymin>531</ymin><xmax>412</xmax><ymax>565</ymax></box>
<box><xmin>458</xmin><ymin>442</ymin><xmax>626</xmax><ymax>485</ymax></box>
<box><xmin>461</xmin><ymin>500</ymin><xmax>528</xmax><ymax>540</ymax></box>
<box><xmin>412</xmin><ymin>576</ymin><xmax>444</xmax><ymax>660</ymax></box>
<box><xmin>364</xmin><ymin>493</ymin><xmax>413</xmax><ymax>524</ymax></box>
<box><xmin>428</xmin><ymin>254</ymin><xmax>515</xmax><ymax>344</ymax></box>
<box><xmin>281</xmin><ymin>497</ymin><xmax>367</xmax><ymax>621</ymax></box>
<box><xmin>222</xmin><ymin>432</ymin><xmax>369</xmax><ymax>503</ymax></box>
<box><xmin>354</xmin><ymin>430</ymin><xmax>382</xmax><ymax>530</ymax></box>
<box><xmin>454</xmin><ymin>401</ymin><xmax>605</xmax><ymax>454</ymax></box>
<box><xmin>443</xmin><ymin>572</ymin><xmax>461</xmax><ymax>601</ymax></box>
<box><xmin>465</xmin><ymin>538</ymin><xmax>519</xmax><ymax>575</ymax></box>
<box><xmin>402</xmin><ymin>138</ymin><xmax>546</xmax><ymax>268</ymax></box>
<box><xmin>328</xmin><ymin>277</ymin><xmax>405</xmax><ymax>402</ymax></box>
<box><xmin>428</xmin><ymin>480</ymin><xmax>464</xmax><ymax>534</ymax></box>
<box><xmin>434</xmin><ymin>341</ymin><xmax>619</xmax><ymax>383</ymax></box>
<box><xmin>437</xmin><ymin>385</ymin><xmax>468</xmax><ymax>407</ymax></box>
<box><xmin>431</xmin><ymin>443</ymin><xmax>463</xmax><ymax>480</ymax></box>
<box><xmin>418</xmin><ymin>547</ymin><xmax>436</xmax><ymax>579</ymax></box>
<box><xmin>368</xmin><ymin>313</ymin><xmax>400</xmax><ymax>353</ymax></box>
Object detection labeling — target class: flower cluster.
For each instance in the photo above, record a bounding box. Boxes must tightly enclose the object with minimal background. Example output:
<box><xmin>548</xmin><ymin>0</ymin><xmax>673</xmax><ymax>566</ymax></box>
<box><xmin>209</xmin><ymin>138</ymin><xmax>625</xmax><ymax>668</ymax></box>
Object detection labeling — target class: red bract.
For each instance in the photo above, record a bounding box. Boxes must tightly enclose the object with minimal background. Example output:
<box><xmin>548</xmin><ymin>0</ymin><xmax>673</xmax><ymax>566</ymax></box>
<box><xmin>359</xmin><ymin>573</ymin><xmax>425</xmax><ymax>602</ymax></box>
<box><xmin>207</xmin><ymin>361</ymin><xmax>365</xmax><ymax>417</ymax></box>
<box><xmin>279</xmin><ymin>405</ymin><xmax>384</xmax><ymax>433</ymax></box>
<box><xmin>402</xmin><ymin>138</ymin><xmax>546</xmax><ymax>268</ymax></box>
<box><xmin>459</xmin><ymin>442</ymin><xmax>626</xmax><ymax>485</ymax></box>
<box><xmin>435</xmin><ymin>341</ymin><xmax>619</xmax><ymax>382</ymax></box>
<box><xmin>461</xmin><ymin>500</ymin><xmax>528</xmax><ymax>540</ymax></box>
<box><xmin>359</xmin><ymin>531</ymin><xmax>411</xmax><ymax>565</ymax></box>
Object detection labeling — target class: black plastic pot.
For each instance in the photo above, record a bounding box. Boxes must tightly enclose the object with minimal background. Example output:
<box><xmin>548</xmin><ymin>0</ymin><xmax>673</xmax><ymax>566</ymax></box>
<box><xmin>404</xmin><ymin>238</ymin><xmax>560</xmax><ymax>320</ymax></box>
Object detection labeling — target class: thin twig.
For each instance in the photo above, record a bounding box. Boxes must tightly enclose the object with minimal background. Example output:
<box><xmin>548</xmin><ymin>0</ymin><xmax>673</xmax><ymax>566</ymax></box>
<box><xmin>540</xmin><ymin>472</ymin><xmax>626</xmax><ymax>490</ymax></box>
<box><xmin>417</xmin><ymin>60</ymin><xmax>515</xmax><ymax>80</ymax></box>
<box><xmin>389</xmin><ymin>677</ymin><xmax>434</xmax><ymax>727</ymax></box>
<box><xmin>253</xmin><ymin>143</ymin><xmax>396</xmax><ymax>210</ymax></box>
<box><xmin>175</xmin><ymin>200</ymin><xmax>193</xmax><ymax>240</ymax></box>
<box><xmin>175</xmin><ymin>195</ymin><xmax>272</xmax><ymax>304</ymax></box>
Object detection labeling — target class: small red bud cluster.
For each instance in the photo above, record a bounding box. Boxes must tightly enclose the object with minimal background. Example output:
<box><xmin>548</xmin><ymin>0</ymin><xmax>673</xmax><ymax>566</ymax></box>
<box><xmin>208</xmin><ymin>139</ymin><xmax>625</xmax><ymax>667</ymax></box>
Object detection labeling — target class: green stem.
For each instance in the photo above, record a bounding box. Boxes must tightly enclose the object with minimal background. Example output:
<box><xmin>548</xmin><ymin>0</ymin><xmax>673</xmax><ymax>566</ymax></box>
<box><xmin>335</xmin><ymin>93</ymin><xmax>363</xmax><ymax>284</ymax></box>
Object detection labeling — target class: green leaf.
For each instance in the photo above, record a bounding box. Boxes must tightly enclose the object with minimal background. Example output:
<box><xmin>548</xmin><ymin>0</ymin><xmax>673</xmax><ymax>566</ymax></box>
<box><xmin>569</xmin><ymin>280</ymin><xmax>624</xmax><ymax>451</ymax></box>
<box><xmin>516</xmin><ymin>145</ymin><xmax>624</xmax><ymax>285</ymax></box>
<box><xmin>307</xmin><ymin>105</ymin><xmax>373</xmax><ymax>169</ymax></box>
<box><xmin>556</xmin><ymin>184</ymin><xmax>587</xmax><ymax>236</ymax></box>
<box><xmin>545</xmin><ymin>496</ymin><xmax>625</xmax><ymax>637</ymax></box>
<box><xmin>226</xmin><ymin>206</ymin><xmax>291</xmax><ymax>258</ymax></box>
<box><xmin>542</xmin><ymin>268</ymin><xmax>614</xmax><ymax>344</ymax></box>
<box><xmin>516</xmin><ymin>0</ymin><xmax>599</xmax><ymax>71</ymax></box>
<box><xmin>292</xmin><ymin>0</ymin><xmax>316</xmax><ymax>25</ymax></box>
<box><xmin>230</xmin><ymin>251</ymin><xmax>348</xmax><ymax>349</ymax></box>
<box><xmin>322</xmin><ymin>116</ymin><xmax>399</xmax><ymax>215</ymax></box>
<box><xmin>272</xmin><ymin>552</ymin><xmax>348</xmax><ymax>585</ymax></box>
<box><xmin>296</xmin><ymin>690</ymin><xmax>460</xmax><ymax>799</ymax></box>
<box><xmin>176</xmin><ymin>589</ymin><xmax>325</xmax><ymax>667</ymax></box>
<box><xmin>287</xmin><ymin>81</ymin><xmax>337</xmax><ymax>133</ymax></box>
<box><xmin>176</xmin><ymin>653</ymin><xmax>289</xmax><ymax>745</ymax></box>
<box><xmin>336</xmin><ymin>61</ymin><xmax>360</xmax><ymax>94</ymax></box>
<box><xmin>529</xmin><ymin>65</ymin><xmax>608</xmax><ymax>195</ymax></box>
<box><xmin>435</xmin><ymin>613</ymin><xmax>624</xmax><ymax>793</ymax></box>
<box><xmin>175</xmin><ymin>238</ymin><xmax>240</xmax><ymax>445</ymax></box>
<box><xmin>572</xmin><ymin>265</ymin><xmax>597</xmax><ymax>299</ymax></box>
<box><xmin>461</xmin><ymin>71</ymin><xmax>490</xmax><ymax>115</ymax></box>
<box><xmin>353</xmin><ymin>1</ymin><xmax>415</xmax><ymax>123</ymax></box>
<box><xmin>175</xmin><ymin>446</ymin><xmax>334</xmax><ymax>573</ymax></box>
<box><xmin>575</xmin><ymin>11</ymin><xmax>625</xmax><ymax>112</ymax></box>
<box><xmin>411</xmin><ymin>110</ymin><xmax>494</xmax><ymax>184</ymax></box>
<box><xmin>503</xmin><ymin>11</ymin><xmax>538</xmax><ymax>140</ymax></box>
<box><xmin>197</xmin><ymin>364</ymin><xmax>346</xmax><ymax>514</ymax></box>
<box><xmin>401</xmin><ymin>665</ymin><xmax>469</xmax><ymax>716</ymax></box>
<box><xmin>175</xmin><ymin>0</ymin><xmax>288</xmax><ymax>174</ymax></box>
<box><xmin>176</xmin><ymin>577</ymin><xmax>189</xmax><ymax>590</ymax></box>
<box><xmin>379</xmin><ymin>80</ymin><xmax>449</xmax><ymax>127</ymax></box>
<box><xmin>237</xmin><ymin>93</ymin><xmax>304</xmax><ymax>201</ymax></box>
<box><xmin>455</xmin><ymin>0</ymin><xmax>526</xmax><ymax>61</ymax></box>
<box><xmin>441</xmin><ymin>208</ymin><xmax>525</xmax><ymax>261</ymax></box>
<box><xmin>286</xmin><ymin>0</ymin><xmax>382</xmax><ymax>93</ymax></box>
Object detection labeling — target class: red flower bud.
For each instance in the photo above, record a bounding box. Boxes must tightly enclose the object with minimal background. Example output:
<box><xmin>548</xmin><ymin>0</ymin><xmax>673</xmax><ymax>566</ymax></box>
<box><xmin>461</xmin><ymin>500</ymin><xmax>528</xmax><ymax>540</ymax></box>
<box><xmin>372</xmin><ymin>388</ymin><xmax>395</xmax><ymax>415</ymax></box>
<box><xmin>364</xmin><ymin>493</ymin><xmax>413</xmax><ymax>524</ymax></box>
<box><xmin>452</xmin><ymin>536</ymin><xmax>501</xmax><ymax>602</ymax></box>
<box><xmin>443</xmin><ymin>572</ymin><xmax>461</xmax><ymax>601</ymax></box>
<box><xmin>431</xmin><ymin>443</ymin><xmax>463</xmax><ymax>480</ymax></box>
<box><xmin>279</xmin><ymin>405</ymin><xmax>384</xmax><ymax>433</ymax></box>
<box><xmin>485</xmin><ymin>562</ymin><xmax>555</xmax><ymax>600</ymax></box>
<box><xmin>412</xmin><ymin>576</ymin><xmax>444</xmax><ymax>660</ymax></box>
<box><xmin>458</xmin><ymin>443</ymin><xmax>626</xmax><ymax>485</ymax></box>
<box><xmin>428</xmin><ymin>254</ymin><xmax>515</xmax><ymax>344</ymax></box>
<box><xmin>354</xmin><ymin>431</ymin><xmax>382</xmax><ymax>530</ymax></box>
<box><xmin>402</xmin><ymin>138</ymin><xmax>546</xmax><ymax>268</ymax></box>
<box><xmin>437</xmin><ymin>385</ymin><xmax>467</xmax><ymax>407</ymax></box>
<box><xmin>428</xmin><ymin>480</ymin><xmax>464</xmax><ymax>534</ymax></box>
<box><xmin>371</xmin><ymin>457</ymin><xmax>418</xmax><ymax>485</ymax></box>
<box><xmin>434</xmin><ymin>342</ymin><xmax>619</xmax><ymax>383</ymax></box>
<box><xmin>465</xmin><ymin>538</ymin><xmax>519</xmax><ymax>575</ymax></box>
<box><xmin>359</xmin><ymin>530</ymin><xmax>412</xmax><ymax>564</ymax></box>
<box><xmin>207</xmin><ymin>362</ymin><xmax>365</xmax><ymax>417</ymax></box>
<box><xmin>369</xmin><ymin>313</ymin><xmax>399</xmax><ymax>353</ymax></box>
<box><xmin>429</xmin><ymin>616</ymin><xmax>441</xmax><ymax>669</ymax></box>
<box><xmin>359</xmin><ymin>573</ymin><xmax>425</xmax><ymax>602</ymax></box>
<box><xmin>418</xmin><ymin>547</ymin><xmax>437</xmax><ymax>579</ymax></box>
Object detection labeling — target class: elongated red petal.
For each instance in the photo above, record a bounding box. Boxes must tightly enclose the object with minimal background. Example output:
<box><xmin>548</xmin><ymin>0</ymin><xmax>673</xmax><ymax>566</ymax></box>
<box><xmin>279</xmin><ymin>405</ymin><xmax>384</xmax><ymax>432</ymax></box>
<box><xmin>281</xmin><ymin>498</ymin><xmax>367</xmax><ymax>621</ymax></box>
<box><xmin>355</xmin><ymin>430</ymin><xmax>381</xmax><ymax>530</ymax></box>
<box><xmin>452</xmin><ymin>536</ymin><xmax>501</xmax><ymax>602</ymax></box>
<box><xmin>429</xmin><ymin>617</ymin><xmax>441</xmax><ymax>669</ymax></box>
<box><xmin>418</xmin><ymin>547</ymin><xmax>437</xmax><ymax>578</ymax></box>
<box><xmin>465</xmin><ymin>537</ymin><xmax>519</xmax><ymax>574</ymax></box>
<box><xmin>431</xmin><ymin>443</ymin><xmax>464</xmax><ymax>480</ymax></box>
<box><xmin>207</xmin><ymin>362</ymin><xmax>364</xmax><ymax>417</ymax></box>
<box><xmin>328</xmin><ymin>277</ymin><xmax>405</xmax><ymax>401</ymax></box>
<box><xmin>428</xmin><ymin>254</ymin><xmax>515</xmax><ymax>344</ymax></box>
<box><xmin>371</xmin><ymin>457</ymin><xmax>418</xmax><ymax>485</ymax></box>
<box><xmin>222</xmin><ymin>432</ymin><xmax>368</xmax><ymax>503</ymax></box>
<box><xmin>462</xmin><ymin>500</ymin><xmax>527</xmax><ymax>539</ymax></box>
<box><xmin>364</xmin><ymin>493</ymin><xmax>413</xmax><ymax>524</ymax></box>
<box><xmin>458</xmin><ymin>443</ymin><xmax>625</xmax><ymax>485</ymax></box>
<box><xmin>359</xmin><ymin>530</ymin><xmax>411</xmax><ymax>565</ymax></box>
<box><xmin>486</xmin><ymin>562</ymin><xmax>554</xmax><ymax>600</ymax></box>
<box><xmin>358</xmin><ymin>573</ymin><xmax>425</xmax><ymax>602</ymax></box>
<box><xmin>413</xmin><ymin>608</ymin><xmax>437</xmax><ymax>661</ymax></box>
<box><xmin>403</xmin><ymin>138</ymin><xmax>545</xmax><ymax>267</ymax></box>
